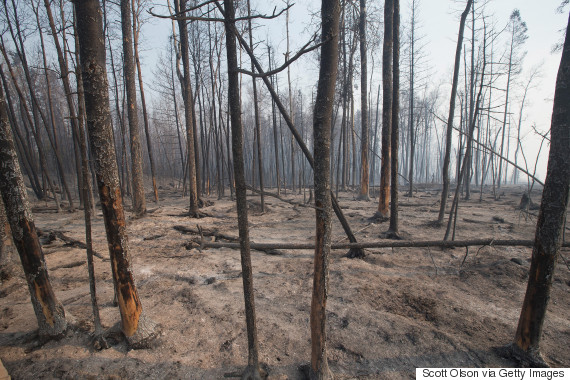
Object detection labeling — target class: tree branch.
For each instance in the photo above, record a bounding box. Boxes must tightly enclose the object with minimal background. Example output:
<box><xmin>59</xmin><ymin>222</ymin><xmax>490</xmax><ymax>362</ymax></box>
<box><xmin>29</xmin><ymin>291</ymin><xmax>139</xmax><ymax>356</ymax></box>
<box><xmin>237</xmin><ymin>33</ymin><xmax>324</xmax><ymax>78</ymax></box>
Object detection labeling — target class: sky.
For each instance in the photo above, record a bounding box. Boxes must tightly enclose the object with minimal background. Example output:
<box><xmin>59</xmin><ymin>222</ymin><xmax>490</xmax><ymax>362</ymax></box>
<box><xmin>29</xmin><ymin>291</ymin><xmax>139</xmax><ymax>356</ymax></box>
<box><xmin>139</xmin><ymin>0</ymin><xmax>569</xmax><ymax>182</ymax></box>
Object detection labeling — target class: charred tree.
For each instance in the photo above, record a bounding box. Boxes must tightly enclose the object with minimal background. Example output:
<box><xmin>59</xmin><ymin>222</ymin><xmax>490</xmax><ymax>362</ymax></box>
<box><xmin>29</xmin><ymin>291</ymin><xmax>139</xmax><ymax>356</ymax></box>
<box><xmin>510</xmin><ymin>11</ymin><xmax>570</xmax><ymax>366</ymax></box>
<box><xmin>175</xmin><ymin>0</ymin><xmax>200</xmax><ymax>217</ymax></box>
<box><xmin>120</xmin><ymin>0</ymin><xmax>146</xmax><ymax>216</ymax></box>
<box><xmin>437</xmin><ymin>0</ymin><xmax>472</xmax><ymax>225</ymax></box>
<box><xmin>358</xmin><ymin>0</ymin><xmax>370</xmax><ymax>201</ymax></box>
<box><xmin>376</xmin><ymin>0</ymin><xmax>393</xmax><ymax>219</ymax></box>
<box><xmin>219</xmin><ymin>0</ymin><xmax>263</xmax><ymax>377</ymax></box>
<box><xmin>74</xmin><ymin>0</ymin><xmax>157</xmax><ymax>348</ymax></box>
<box><xmin>0</xmin><ymin>82</ymin><xmax>67</xmax><ymax>339</ymax></box>
<box><xmin>310</xmin><ymin>0</ymin><xmax>339</xmax><ymax>376</ymax></box>
<box><xmin>388</xmin><ymin>0</ymin><xmax>400</xmax><ymax>236</ymax></box>
<box><xmin>132</xmin><ymin>0</ymin><xmax>159</xmax><ymax>203</ymax></box>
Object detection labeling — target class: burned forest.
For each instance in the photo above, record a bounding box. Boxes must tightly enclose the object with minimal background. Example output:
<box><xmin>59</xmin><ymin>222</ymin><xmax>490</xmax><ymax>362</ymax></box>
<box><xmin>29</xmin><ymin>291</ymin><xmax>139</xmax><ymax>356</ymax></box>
<box><xmin>0</xmin><ymin>0</ymin><xmax>569</xmax><ymax>379</ymax></box>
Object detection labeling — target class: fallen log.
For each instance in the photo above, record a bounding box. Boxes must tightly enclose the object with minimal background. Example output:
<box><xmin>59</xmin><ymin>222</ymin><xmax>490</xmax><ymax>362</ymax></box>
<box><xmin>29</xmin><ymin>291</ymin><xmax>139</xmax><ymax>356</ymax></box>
<box><xmin>199</xmin><ymin>238</ymin><xmax>570</xmax><ymax>252</ymax></box>
<box><xmin>37</xmin><ymin>229</ymin><xmax>105</xmax><ymax>259</ymax></box>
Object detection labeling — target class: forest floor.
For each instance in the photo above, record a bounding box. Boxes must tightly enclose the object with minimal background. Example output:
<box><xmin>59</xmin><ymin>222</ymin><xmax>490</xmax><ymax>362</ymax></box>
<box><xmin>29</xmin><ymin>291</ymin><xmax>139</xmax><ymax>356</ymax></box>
<box><xmin>0</xmin><ymin>184</ymin><xmax>569</xmax><ymax>379</ymax></box>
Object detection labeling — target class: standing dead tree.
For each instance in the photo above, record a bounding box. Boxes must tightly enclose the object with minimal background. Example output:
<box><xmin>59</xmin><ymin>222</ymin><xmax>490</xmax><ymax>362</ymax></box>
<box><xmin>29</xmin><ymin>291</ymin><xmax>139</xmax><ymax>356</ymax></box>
<box><xmin>0</xmin><ymin>82</ymin><xmax>67</xmax><ymax>339</ymax></box>
<box><xmin>74</xmin><ymin>0</ymin><xmax>157</xmax><ymax>348</ymax></box>
<box><xmin>357</xmin><ymin>0</ymin><xmax>370</xmax><ymax>201</ymax></box>
<box><xmin>437</xmin><ymin>0</ymin><xmax>473</xmax><ymax>225</ymax></box>
<box><xmin>120</xmin><ymin>0</ymin><xmax>147</xmax><ymax>217</ymax></box>
<box><xmin>376</xmin><ymin>0</ymin><xmax>393</xmax><ymax>220</ymax></box>
<box><xmin>508</xmin><ymin>10</ymin><xmax>570</xmax><ymax>366</ymax></box>
<box><xmin>219</xmin><ymin>1</ymin><xmax>263</xmax><ymax>377</ymax></box>
<box><xmin>309</xmin><ymin>0</ymin><xmax>340</xmax><ymax>377</ymax></box>
<box><xmin>174</xmin><ymin>0</ymin><xmax>200</xmax><ymax>217</ymax></box>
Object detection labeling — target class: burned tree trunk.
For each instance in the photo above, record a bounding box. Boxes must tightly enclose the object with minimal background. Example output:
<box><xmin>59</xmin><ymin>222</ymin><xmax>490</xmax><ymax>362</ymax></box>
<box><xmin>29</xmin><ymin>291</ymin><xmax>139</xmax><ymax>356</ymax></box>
<box><xmin>309</xmin><ymin>1</ymin><xmax>340</xmax><ymax>377</ymax></box>
<box><xmin>510</xmin><ymin>12</ymin><xmax>570</xmax><ymax>366</ymax></box>
<box><xmin>388</xmin><ymin>0</ymin><xmax>400</xmax><ymax>236</ymax></box>
<box><xmin>220</xmin><ymin>0</ymin><xmax>262</xmax><ymax>377</ymax></box>
<box><xmin>175</xmin><ymin>0</ymin><xmax>200</xmax><ymax>217</ymax></box>
<box><xmin>376</xmin><ymin>0</ymin><xmax>393</xmax><ymax>219</ymax></box>
<box><xmin>437</xmin><ymin>0</ymin><xmax>473</xmax><ymax>224</ymax></box>
<box><xmin>120</xmin><ymin>0</ymin><xmax>146</xmax><ymax>217</ymax></box>
<box><xmin>132</xmin><ymin>0</ymin><xmax>159</xmax><ymax>203</ymax></box>
<box><xmin>358</xmin><ymin>0</ymin><xmax>370</xmax><ymax>201</ymax></box>
<box><xmin>74</xmin><ymin>0</ymin><xmax>156</xmax><ymax>348</ymax></box>
<box><xmin>0</xmin><ymin>83</ymin><xmax>67</xmax><ymax>339</ymax></box>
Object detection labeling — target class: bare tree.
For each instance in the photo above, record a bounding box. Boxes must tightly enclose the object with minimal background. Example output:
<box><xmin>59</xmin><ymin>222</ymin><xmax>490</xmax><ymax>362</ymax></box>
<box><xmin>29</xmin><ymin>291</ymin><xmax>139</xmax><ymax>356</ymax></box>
<box><xmin>132</xmin><ymin>0</ymin><xmax>159</xmax><ymax>203</ymax></box>
<box><xmin>437</xmin><ymin>0</ymin><xmax>473</xmax><ymax>225</ymax></box>
<box><xmin>74</xmin><ymin>0</ymin><xmax>157</xmax><ymax>347</ymax></box>
<box><xmin>175</xmin><ymin>0</ymin><xmax>200</xmax><ymax>217</ymax></box>
<box><xmin>509</xmin><ymin>11</ymin><xmax>570</xmax><ymax>366</ymax></box>
<box><xmin>120</xmin><ymin>0</ymin><xmax>146</xmax><ymax>216</ymax></box>
<box><xmin>217</xmin><ymin>1</ymin><xmax>263</xmax><ymax>377</ymax></box>
<box><xmin>310</xmin><ymin>0</ymin><xmax>340</xmax><ymax>375</ymax></box>
<box><xmin>376</xmin><ymin>0</ymin><xmax>393</xmax><ymax>219</ymax></box>
<box><xmin>0</xmin><ymin>82</ymin><xmax>67</xmax><ymax>339</ymax></box>
<box><xmin>357</xmin><ymin>0</ymin><xmax>370</xmax><ymax>201</ymax></box>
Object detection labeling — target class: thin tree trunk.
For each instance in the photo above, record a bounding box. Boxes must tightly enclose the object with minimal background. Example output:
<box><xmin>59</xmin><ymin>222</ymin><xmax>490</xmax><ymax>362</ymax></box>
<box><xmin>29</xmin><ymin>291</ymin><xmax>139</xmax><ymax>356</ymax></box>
<box><xmin>132</xmin><ymin>0</ymin><xmax>159</xmax><ymax>203</ymax></box>
<box><xmin>120</xmin><ymin>0</ymin><xmax>146</xmax><ymax>216</ymax></box>
<box><xmin>376</xmin><ymin>0</ymin><xmax>393</xmax><ymax>218</ymax></box>
<box><xmin>219</xmin><ymin>1</ymin><xmax>262</xmax><ymax>377</ymax></box>
<box><xmin>437</xmin><ymin>0</ymin><xmax>473</xmax><ymax>224</ymax></box>
<box><xmin>310</xmin><ymin>0</ymin><xmax>339</xmax><ymax>375</ymax></box>
<box><xmin>175</xmin><ymin>0</ymin><xmax>199</xmax><ymax>216</ymax></box>
<box><xmin>388</xmin><ymin>0</ymin><xmax>400</xmax><ymax>235</ymax></box>
<box><xmin>248</xmin><ymin>0</ymin><xmax>264</xmax><ymax>212</ymax></box>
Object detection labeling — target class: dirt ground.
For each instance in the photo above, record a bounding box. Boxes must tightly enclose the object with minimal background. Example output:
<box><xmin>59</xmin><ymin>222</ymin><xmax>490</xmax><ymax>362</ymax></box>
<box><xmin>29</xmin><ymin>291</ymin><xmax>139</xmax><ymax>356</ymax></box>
<box><xmin>0</xmin><ymin>184</ymin><xmax>568</xmax><ymax>379</ymax></box>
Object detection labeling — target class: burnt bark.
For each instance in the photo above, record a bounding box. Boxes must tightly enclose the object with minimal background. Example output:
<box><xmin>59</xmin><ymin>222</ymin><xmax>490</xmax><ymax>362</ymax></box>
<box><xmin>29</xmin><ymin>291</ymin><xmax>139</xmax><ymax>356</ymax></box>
<box><xmin>0</xmin><ymin>82</ymin><xmax>67</xmax><ymax>339</ymax></box>
<box><xmin>175</xmin><ymin>0</ymin><xmax>200</xmax><ymax>217</ymax></box>
<box><xmin>511</xmin><ymin>12</ymin><xmax>570</xmax><ymax>366</ymax></box>
<box><xmin>221</xmin><ymin>1</ymin><xmax>262</xmax><ymax>378</ymax></box>
<box><xmin>309</xmin><ymin>1</ymin><xmax>340</xmax><ymax>378</ymax></box>
<box><xmin>377</xmin><ymin>0</ymin><xmax>393</xmax><ymax>219</ymax></box>
<box><xmin>132</xmin><ymin>0</ymin><xmax>159</xmax><ymax>204</ymax></box>
<box><xmin>74</xmin><ymin>0</ymin><xmax>156</xmax><ymax>348</ymax></box>
<box><xmin>388</xmin><ymin>0</ymin><xmax>400</xmax><ymax>236</ymax></box>
<box><xmin>358</xmin><ymin>0</ymin><xmax>370</xmax><ymax>201</ymax></box>
<box><xmin>437</xmin><ymin>0</ymin><xmax>472</xmax><ymax>224</ymax></box>
<box><xmin>120</xmin><ymin>0</ymin><xmax>146</xmax><ymax>217</ymax></box>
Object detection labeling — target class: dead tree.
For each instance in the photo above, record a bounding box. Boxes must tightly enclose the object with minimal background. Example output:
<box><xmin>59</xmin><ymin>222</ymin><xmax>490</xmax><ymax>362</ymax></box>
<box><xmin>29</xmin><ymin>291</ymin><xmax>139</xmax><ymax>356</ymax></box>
<box><xmin>357</xmin><ymin>0</ymin><xmax>370</xmax><ymax>201</ymax></box>
<box><xmin>175</xmin><ymin>0</ymin><xmax>200</xmax><ymax>217</ymax></box>
<box><xmin>0</xmin><ymin>82</ymin><xmax>67</xmax><ymax>339</ymax></box>
<box><xmin>248</xmin><ymin>0</ymin><xmax>265</xmax><ymax>212</ymax></box>
<box><xmin>437</xmin><ymin>0</ymin><xmax>473</xmax><ymax>225</ymax></box>
<box><xmin>509</xmin><ymin>11</ymin><xmax>570</xmax><ymax>366</ymax></box>
<box><xmin>310</xmin><ymin>0</ymin><xmax>340</xmax><ymax>376</ymax></box>
<box><xmin>376</xmin><ymin>0</ymin><xmax>393</xmax><ymax>219</ymax></box>
<box><xmin>132</xmin><ymin>0</ymin><xmax>159</xmax><ymax>203</ymax></box>
<box><xmin>73</xmin><ymin>12</ymin><xmax>106</xmax><ymax>347</ymax></box>
<box><xmin>388</xmin><ymin>0</ymin><xmax>400</xmax><ymax>236</ymax></box>
<box><xmin>216</xmin><ymin>1</ymin><xmax>264</xmax><ymax>377</ymax></box>
<box><xmin>120</xmin><ymin>0</ymin><xmax>146</xmax><ymax>216</ymax></box>
<box><xmin>74</xmin><ymin>0</ymin><xmax>157</xmax><ymax>348</ymax></box>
